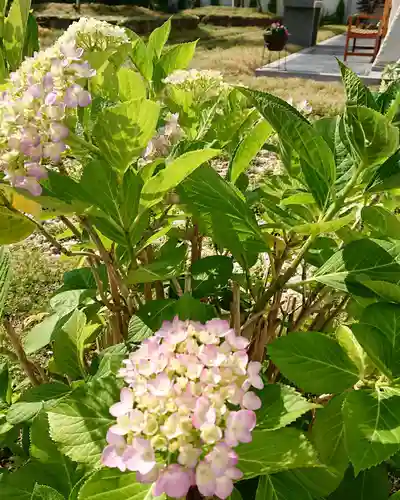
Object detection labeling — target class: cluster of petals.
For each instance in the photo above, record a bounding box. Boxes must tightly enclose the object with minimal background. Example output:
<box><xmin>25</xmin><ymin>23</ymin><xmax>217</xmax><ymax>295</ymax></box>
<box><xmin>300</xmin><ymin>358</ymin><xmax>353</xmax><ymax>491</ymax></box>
<box><xmin>0</xmin><ymin>18</ymin><xmax>127</xmax><ymax>196</ymax></box>
<box><xmin>143</xmin><ymin>113</ymin><xmax>183</xmax><ymax>161</ymax></box>
<box><xmin>163</xmin><ymin>69</ymin><xmax>228</xmax><ymax>103</ymax></box>
<box><xmin>102</xmin><ymin>318</ymin><xmax>264</xmax><ymax>499</ymax></box>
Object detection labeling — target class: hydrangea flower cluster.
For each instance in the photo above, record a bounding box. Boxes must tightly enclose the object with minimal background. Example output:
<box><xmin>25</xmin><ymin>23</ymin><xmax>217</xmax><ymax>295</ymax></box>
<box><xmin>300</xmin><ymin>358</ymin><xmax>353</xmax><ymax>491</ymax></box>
<box><xmin>143</xmin><ymin>113</ymin><xmax>183</xmax><ymax>161</ymax></box>
<box><xmin>164</xmin><ymin>69</ymin><xmax>227</xmax><ymax>103</ymax></box>
<box><xmin>102</xmin><ymin>318</ymin><xmax>264</xmax><ymax>499</ymax></box>
<box><xmin>57</xmin><ymin>17</ymin><xmax>129</xmax><ymax>52</ymax></box>
<box><xmin>0</xmin><ymin>18</ymin><xmax>127</xmax><ymax>196</ymax></box>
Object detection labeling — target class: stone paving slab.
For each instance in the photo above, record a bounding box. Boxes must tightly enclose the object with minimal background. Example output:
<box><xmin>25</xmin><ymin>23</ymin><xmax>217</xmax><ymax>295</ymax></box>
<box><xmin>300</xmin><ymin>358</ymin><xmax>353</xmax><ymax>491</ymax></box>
<box><xmin>256</xmin><ymin>34</ymin><xmax>382</xmax><ymax>84</ymax></box>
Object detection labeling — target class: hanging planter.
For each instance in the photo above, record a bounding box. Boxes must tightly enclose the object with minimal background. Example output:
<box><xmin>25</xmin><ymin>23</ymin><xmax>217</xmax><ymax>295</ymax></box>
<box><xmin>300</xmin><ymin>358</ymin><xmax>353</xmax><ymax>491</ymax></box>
<box><xmin>263</xmin><ymin>22</ymin><xmax>289</xmax><ymax>51</ymax></box>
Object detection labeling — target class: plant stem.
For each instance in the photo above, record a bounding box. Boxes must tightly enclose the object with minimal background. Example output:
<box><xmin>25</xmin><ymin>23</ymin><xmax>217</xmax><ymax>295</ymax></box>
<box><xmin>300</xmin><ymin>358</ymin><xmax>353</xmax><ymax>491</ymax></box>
<box><xmin>3</xmin><ymin>319</ymin><xmax>41</xmax><ymax>386</ymax></box>
<box><xmin>231</xmin><ymin>281</ymin><xmax>241</xmax><ymax>336</ymax></box>
<box><xmin>253</xmin><ymin>161</ymin><xmax>365</xmax><ymax>314</ymax></box>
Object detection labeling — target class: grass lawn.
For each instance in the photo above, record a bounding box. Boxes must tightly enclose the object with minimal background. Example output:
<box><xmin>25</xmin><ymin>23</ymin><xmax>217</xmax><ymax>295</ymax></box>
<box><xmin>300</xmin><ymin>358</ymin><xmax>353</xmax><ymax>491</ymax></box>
<box><xmin>40</xmin><ymin>22</ymin><xmax>347</xmax><ymax>117</ymax></box>
<box><xmin>183</xmin><ymin>6</ymin><xmax>275</xmax><ymax>17</ymax></box>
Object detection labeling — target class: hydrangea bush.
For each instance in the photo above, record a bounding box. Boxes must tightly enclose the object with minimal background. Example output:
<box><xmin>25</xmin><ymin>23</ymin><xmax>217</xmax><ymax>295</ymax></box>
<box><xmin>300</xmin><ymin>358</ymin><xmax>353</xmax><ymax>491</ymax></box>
<box><xmin>1</xmin><ymin>8</ymin><xmax>400</xmax><ymax>500</ymax></box>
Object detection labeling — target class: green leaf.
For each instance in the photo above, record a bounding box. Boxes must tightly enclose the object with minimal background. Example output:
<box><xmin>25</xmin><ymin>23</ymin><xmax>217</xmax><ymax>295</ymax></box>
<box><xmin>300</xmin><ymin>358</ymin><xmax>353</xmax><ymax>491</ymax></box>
<box><xmin>236</xmin><ymin>428</ymin><xmax>320</xmax><ymax>478</ymax></box>
<box><xmin>22</xmin><ymin>12</ymin><xmax>39</xmax><ymax>59</ymax></box>
<box><xmin>174</xmin><ymin>293</ymin><xmax>216</xmax><ymax>323</ymax></box>
<box><xmin>343</xmin><ymin>388</ymin><xmax>400</xmax><ymax>473</ymax></box>
<box><xmin>0</xmin><ymin>246</ymin><xmax>11</xmax><ymax>319</ymax></box>
<box><xmin>312</xmin><ymin>394</ymin><xmax>348</xmax><ymax>475</ymax></box>
<box><xmin>328</xmin><ymin>465</ymin><xmax>389</xmax><ymax>500</ymax></box>
<box><xmin>313</xmin><ymin>238</ymin><xmax>400</xmax><ymax>292</ymax></box>
<box><xmin>50</xmin><ymin>289</ymin><xmax>93</xmax><ymax>315</ymax></box>
<box><xmin>361</xmin><ymin>280</ymin><xmax>400</xmax><ymax>303</ymax></box>
<box><xmin>291</xmin><ymin>213</ymin><xmax>353</xmax><ymax>237</ymax></box>
<box><xmin>345</xmin><ymin>106</ymin><xmax>399</xmax><ymax>167</ymax></box>
<box><xmin>127</xmin><ymin>315</ymin><xmax>153</xmax><ymax>343</ymax></box>
<box><xmin>362</xmin><ymin>206</ymin><xmax>400</xmax><ymax>239</ymax></box>
<box><xmin>228</xmin><ymin>119</ymin><xmax>272</xmax><ymax>183</ymax></box>
<box><xmin>241</xmin><ymin>88</ymin><xmax>335</xmax><ymax>208</ymax></box>
<box><xmin>117</xmin><ymin>68</ymin><xmax>146</xmax><ymax>102</ymax></box>
<box><xmin>0</xmin><ymin>206</ymin><xmax>35</xmax><ymax>244</ymax></box>
<box><xmin>255</xmin><ymin>473</ymin><xmax>313</xmax><ymax>500</ymax></box>
<box><xmin>47</xmin><ymin>377</ymin><xmax>120</xmax><ymax>465</ymax></box>
<box><xmin>78</xmin><ymin>468</ymin><xmax>152</xmax><ymax>500</ymax></box>
<box><xmin>178</xmin><ymin>165</ymin><xmax>266</xmax><ymax>267</ymax></box>
<box><xmin>63</xmin><ymin>266</ymin><xmax>108</xmax><ymax>292</ymax></box>
<box><xmin>7</xmin><ymin>382</ymin><xmax>70</xmax><ymax>424</ymax></box>
<box><xmin>336</xmin><ymin>324</ymin><xmax>366</xmax><ymax>379</ymax></box>
<box><xmin>158</xmin><ymin>41</ymin><xmax>197</xmax><ymax>78</ymax></box>
<box><xmin>129</xmin><ymin>35</ymin><xmax>153</xmax><ymax>82</ymax></box>
<box><xmin>127</xmin><ymin>241</ymin><xmax>187</xmax><ymax>284</ymax></box>
<box><xmin>0</xmin><ymin>358</ymin><xmax>11</xmax><ymax>404</ymax></box>
<box><xmin>229</xmin><ymin>488</ymin><xmax>243</xmax><ymax>500</ymax></box>
<box><xmin>191</xmin><ymin>255</ymin><xmax>233</xmax><ymax>298</ymax></box>
<box><xmin>268</xmin><ymin>332</ymin><xmax>360</xmax><ymax>394</ymax></box>
<box><xmin>93</xmin><ymin>99</ymin><xmax>160</xmax><ymax>170</ymax></box>
<box><xmin>351</xmin><ymin>302</ymin><xmax>400</xmax><ymax>378</ymax></box>
<box><xmin>3</xmin><ymin>0</ymin><xmax>31</xmax><ymax>70</ymax></box>
<box><xmin>92</xmin><ymin>343</ymin><xmax>128</xmax><ymax>380</ymax></box>
<box><xmin>367</xmin><ymin>149</ymin><xmax>400</xmax><ymax>193</ymax></box>
<box><xmin>30</xmin><ymin>413</ymin><xmax>76</xmax><ymax>497</ymax></box>
<box><xmin>52</xmin><ymin>309</ymin><xmax>90</xmax><ymax>380</ymax></box>
<box><xmin>256</xmin><ymin>384</ymin><xmax>319</xmax><ymax>431</ymax></box>
<box><xmin>136</xmin><ymin>299</ymin><xmax>177</xmax><ymax>331</ymax></box>
<box><xmin>338</xmin><ymin>60</ymin><xmax>378</xmax><ymax>109</ymax></box>
<box><xmin>23</xmin><ymin>313</ymin><xmax>67</xmax><ymax>355</ymax></box>
<box><xmin>32</xmin><ymin>484</ymin><xmax>65</xmax><ymax>500</ymax></box>
<box><xmin>147</xmin><ymin>19</ymin><xmax>171</xmax><ymax>60</ymax></box>
<box><xmin>142</xmin><ymin>149</ymin><xmax>220</xmax><ymax>196</ymax></box>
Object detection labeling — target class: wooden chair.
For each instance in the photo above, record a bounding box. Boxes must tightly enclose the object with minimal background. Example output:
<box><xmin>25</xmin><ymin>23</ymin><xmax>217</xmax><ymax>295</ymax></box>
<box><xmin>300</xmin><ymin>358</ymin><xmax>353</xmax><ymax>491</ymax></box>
<box><xmin>344</xmin><ymin>0</ymin><xmax>392</xmax><ymax>62</ymax></box>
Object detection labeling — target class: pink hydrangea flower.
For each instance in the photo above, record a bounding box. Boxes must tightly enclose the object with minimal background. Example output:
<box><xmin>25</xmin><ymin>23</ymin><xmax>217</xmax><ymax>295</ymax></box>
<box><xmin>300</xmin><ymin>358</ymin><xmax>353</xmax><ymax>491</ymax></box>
<box><xmin>102</xmin><ymin>318</ymin><xmax>263</xmax><ymax>499</ymax></box>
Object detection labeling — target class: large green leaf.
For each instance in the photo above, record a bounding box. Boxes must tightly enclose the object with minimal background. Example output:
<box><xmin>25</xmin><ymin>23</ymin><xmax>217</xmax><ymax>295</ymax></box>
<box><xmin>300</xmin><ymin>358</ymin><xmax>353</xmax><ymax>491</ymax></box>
<box><xmin>0</xmin><ymin>206</ymin><xmax>35</xmax><ymax>244</ymax></box>
<box><xmin>291</xmin><ymin>213</ymin><xmax>353</xmax><ymax>237</ymax></box>
<box><xmin>127</xmin><ymin>315</ymin><xmax>153</xmax><ymax>343</ymax></box>
<box><xmin>328</xmin><ymin>465</ymin><xmax>389</xmax><ymax>500</ymax></box>
<box><xmin>7</xmin><ymin>382</ymin><xmax>71</xmax><ymax>424</ymax></box>
<box><xmin>0</xmin><ymin>246</ymin><xmax>11</xmax><ymax>319</ymax></box>
<box><xmin>3</xmin><ymin>0</ymin><xmax>31</xmax><ymax>70</ymax></box>
<box><xmin>236</xmin><ymin>428</ymin><xmax>320</xmax><ymax>479</ymax></box>
<box><xmin>343</xmin><ymin>388</ymin><xmax>400</xmax><ymax>474</ymax></box>
<box><xmin>52</xmin><ymin>309</ymin><xmax>95</xmax><ymax>380</ymax></box>
<box><xmin>312</xmin><ymin>238</ymin><xmax>400</xmax><ymax>292</ymax></box>
<box><xmin>147</xmin><ymin>18</ymin><xmax>171</xmax><ymax>60</ymax></box>
<box><xmin>141</xmin><ymin>149</ymin><xmax>220</xmax><ymax>196</ymax></box>
<box><xmin>268</xmin><ymin>332</ymin><xmax>359</xmax><ymax>394</ymax></box>
<box><xmin>178</xmin><ymin>165</ymin><xmax>266</xmax><ymax>267</ymax></box>
<box><xmin>256</xmin><ymin>384</ymin><xmax>319</xmax><ymax>431</ymax></box>
<box><xmin>47</xmin><ymin>377</ymin><xmax>120</xmax><ymax>465</ymax></box>
<box><xmin>93</xmin><ymin>99</ymin><xmax>160</xmax><ymax>170</ymax></box>
<box><xmin>362</xmin><ymin>206</ymin><xmax>400</xmax><ymax>239</ymax></box>
<box><xmin>191</xmin><ymin>255</ymin><xmax>233</xmax><ymax>298</ymax></box>
<box><xmin>174</xmin><ymin>293</ymin><xmax>216</xmax><ymax>323</ymax></box>
<box><xmin>345</xmin><ymin>106</ymin><xmax>399</xmax><ymax>167</ymax></box>
<box><xmin>127</xmin><ymin>241</ymin><xmax>187</xmax><ymax>284</ymax></box>
<box><xmin>0</xmin><ymin>358</ymin><xmax>11</xmax><ymax>405</ymax></box>
<box><xmin>336</xmin><ymin>324</ymin><xmax>367</xmax><ymax>379</ymax></box>
<box><xmin>22</xmin><ymin>12</ymin><xmax>39</xmax><ymax>59</ymax></box>
<box><xmin>136</xmin><ymin>299</ymin><xmax>176</xmax><ymax>331</ymax></box>
<box><xmin>351</xmin><ymin>302</ymin><xmax>400</xmax><ymax>378</ymax></box>
<box><xmin>241</xmin><ymin>88</ymin><xmax>335</xmax><ymax>207</ymax></box>
<box><xmin>157</xmin><ymin>41</ymin><xmax>197</xmax><ymax>79</ymax></box>
<box><xmin>92</xmin><ymin>343</ymin><xmax>128</xmax><ymax>380</ymax></box>
<box><xmin>312</xmin><ymin>394</ymin><xmax>348</xmax><ymax>475</ymax></box>
<box><xmin>255</xmin><ymin>473</ymin><xmax>313</xmax><ymax>500</ymax></box>
<box><xmin>30</xmin><ymin>413</ymin><xmax>76</xmax><ymax>498</ymax></box>
<box><xmin>31</xmin><ymin>485</ymin><xmax>65</xmax><ymax>500</ymax></box>
<box><xmin>78</xmin><ymin>468</ymin><xmax>152</xmax><ymax>500</ymax></box>
<box><xmin>23</xmin><ymin>313</ymin><xmax>68</xmax><ymax>355</ymax></box>
<box><xmin>338</xmin><ymin>61</ymin><xmax>377</xmax><ymax>109</ymax></box>
<box><xmin>117</xmin><ymin>68</ymin><xmax>146</xmax><ymax>102</ymax></box>
<box><xmin>228</xmin><ymin>119</ymin><xmax>273</xmax><ymax>184</ymax></box>
<box><xmin>367</xmin><ymin>149</ymin><xmax>400</xmax><ymax>193</ymax></box>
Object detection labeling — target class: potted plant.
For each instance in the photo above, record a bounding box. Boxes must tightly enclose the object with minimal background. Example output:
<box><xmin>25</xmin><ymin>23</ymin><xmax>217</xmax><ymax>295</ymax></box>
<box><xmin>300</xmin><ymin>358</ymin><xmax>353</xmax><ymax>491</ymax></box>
<box><xmin>263</xmin><ymin>21</ymin><xmax>289</xmax><ymax>50</ymax></box>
